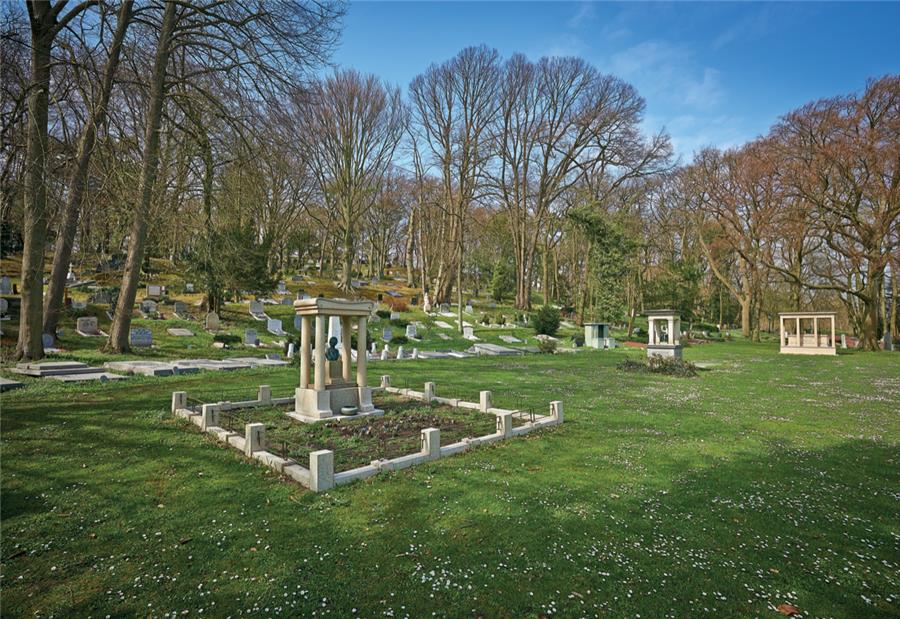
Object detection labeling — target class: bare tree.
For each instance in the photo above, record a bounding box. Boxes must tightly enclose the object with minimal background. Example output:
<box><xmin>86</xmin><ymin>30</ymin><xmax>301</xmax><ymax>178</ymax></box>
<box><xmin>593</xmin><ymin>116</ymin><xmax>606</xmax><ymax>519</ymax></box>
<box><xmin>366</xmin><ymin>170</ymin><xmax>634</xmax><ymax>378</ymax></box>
<box><xmin>297</xmin><ymin>69</ymin><xmax>405</xmax><ymax>292</ymax></box>
<box><xmin>409</xmin><ymin>45</ymin><xmax>500</xmax><ymax>330</ymax></box>
<box><xmin>43</xmin><ymin>0</ymin><xmax>135</xmax><ymax>336</ymax></box>
<box><xmin>16</xmin><ymin>0</ymin><xmax>97</xmax><ymax>361</ymax></box>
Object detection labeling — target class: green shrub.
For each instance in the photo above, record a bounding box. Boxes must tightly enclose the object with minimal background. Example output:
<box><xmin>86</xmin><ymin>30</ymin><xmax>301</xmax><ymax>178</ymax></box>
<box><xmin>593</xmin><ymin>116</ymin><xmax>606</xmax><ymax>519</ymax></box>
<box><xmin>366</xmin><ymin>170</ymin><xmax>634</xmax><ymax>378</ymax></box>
<box><xmin>390</xmin><ymin>318</ymin><xmax>409</xmax><ymax>328</ymax></box>
<box><xmin>495</xmin><ymin>313</ymin><xmax>506</xmax><ymax>326</ymax></box>
<box><xmin>375</xmin><ymin>309</ymin><xmax>391</xmax><ymax>320</ymax></box>
<box><xmin>572</xmin><ymin>333</ymin><xmax>585</xmax><ymax>347</ymax></box>
<box><xmin>213</xmin><ymin>333</ymin><xmax>241</xmax><ymax>345</ymax></box>
<box><xmin>531</xmin><ymin>306</ymin><xmax>561</xmax><ymax>336</ymax></box>
<box><xmin>481</xmin><ymin>314</ymin><xmax>491</xmax><ymax>325</ymax></box>
<box><xmin>617</xmin><ymin>357</ymin><xmax>698</xmax><ymax>377</ymax></box>
<box><xmin>537</xmin><ymin>338</ymin><xmax>557</xmax><ymax>354</ymax></box>
<box><xmin>390</xmin><ymin>334</ymin><xmax>409</xmax><ymax>345</ymax></box>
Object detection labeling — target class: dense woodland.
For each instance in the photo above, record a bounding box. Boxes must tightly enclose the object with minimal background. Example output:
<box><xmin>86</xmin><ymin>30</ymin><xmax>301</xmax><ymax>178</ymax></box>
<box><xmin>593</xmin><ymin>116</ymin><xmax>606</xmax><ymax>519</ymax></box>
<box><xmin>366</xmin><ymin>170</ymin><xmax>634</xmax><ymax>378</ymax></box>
<box><xmin>1</xmin><ymin>0</ymin><xmax>898</xmax><ymax>360</ymax></box>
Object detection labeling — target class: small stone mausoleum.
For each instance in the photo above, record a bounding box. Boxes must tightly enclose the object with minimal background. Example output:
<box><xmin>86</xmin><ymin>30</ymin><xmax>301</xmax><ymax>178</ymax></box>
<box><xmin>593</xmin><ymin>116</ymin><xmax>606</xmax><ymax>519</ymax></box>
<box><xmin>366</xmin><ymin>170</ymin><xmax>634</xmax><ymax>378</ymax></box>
<box><xmin>584</xmin><ymin>322</ymin><xmax>616</xmax><ymax>349</ymax></box>
<box><xmin>645</xmin><ymin>310</ymin><xmax>682</xmax><ymax>359</ymax></box>
<box><xmin>293</xmin><ymin>297</ymin><xmax>382</xmax><ymax>421</ymax></box>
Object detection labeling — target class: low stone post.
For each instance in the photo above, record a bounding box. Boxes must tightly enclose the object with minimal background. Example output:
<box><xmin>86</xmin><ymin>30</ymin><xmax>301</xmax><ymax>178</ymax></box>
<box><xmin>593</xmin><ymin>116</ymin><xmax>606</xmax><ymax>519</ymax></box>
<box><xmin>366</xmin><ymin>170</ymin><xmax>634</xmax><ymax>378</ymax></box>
<box><xmin>257</xmin><ymin>385</ymin><xmax>271</xmax><ymax>404</ymax></box>
<box><xmin>309</xmin><ymin>450</ymin><xmax>334</xmax><ymax>492</ymax></box>
<box><xmin>397</xmin><ymin>345</ymin><xmax>405</xmax><ymax>360</ymax></box>
<box><xmin>412</xmin><ymin>348</ymin><xmax>419</xmax><ymax>359</ymax></box>
<box><xmin>380</xmin><ymin>375</ymin><xmax>391</xmax><ymax>389</ymax></box>
<box><xmin>550</xmin><ymin>401</ymin><xmax>564</xmax><ymax>423</ymax></box>
<box><xmin>480</xmin><ymin>390</ymin><xmax>492</xmax><ymax>412</ymax></box>
<box><xmin>245</xmin><ymin>423</ymin><xmax>265</xmax><ymax>456</ymax></box>
<box><xmin>200</xmin><ymin>404</ymin><xmax>219</xmax><ymax>431</ymax></box>
<box><xmin>497</xmin><ymin>412</ymin><xmax>514</xmax><ymax>437</ymax></box>
<box><xmin>841</xmin><ymin>333</ymin><xmax>847</xmax><ymax>349</ymax></box>
<box><xmin>421</xmin><ymin>428</ymin><xmax>440</xmax><ymax>460</ymax></box>
<box><xmin>171</xmin><ymin>391</ymin><xmax>187</xmax><ymax>414</ymax></box>
<box><xmin>380</xmin><ymin>347</ymin><xmax>388</xmax><ymax>361</ymax></box>
<box><xmin>423</xmin><ymin>382</ymin><xmax>435</xmax><ymax>402</ymax></box>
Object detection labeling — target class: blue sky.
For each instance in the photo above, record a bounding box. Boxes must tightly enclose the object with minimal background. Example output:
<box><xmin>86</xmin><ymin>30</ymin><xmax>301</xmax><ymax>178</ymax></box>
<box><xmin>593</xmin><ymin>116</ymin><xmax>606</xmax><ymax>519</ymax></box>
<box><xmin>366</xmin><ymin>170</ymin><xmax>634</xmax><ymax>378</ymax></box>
<box><xmin>331</xmin><ymin>1</ymin><xmax>900</xmax><ymax>161</ymax></box>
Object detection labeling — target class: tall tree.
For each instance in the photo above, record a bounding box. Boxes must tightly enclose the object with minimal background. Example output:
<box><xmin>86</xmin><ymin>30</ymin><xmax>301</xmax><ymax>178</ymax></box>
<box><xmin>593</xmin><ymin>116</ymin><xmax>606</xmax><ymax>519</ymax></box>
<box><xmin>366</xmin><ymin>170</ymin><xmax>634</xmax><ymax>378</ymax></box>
<box><xmin>298</xmin><ymin>70</ymin><xmax>405</xmax><ymax>292</ymax></box>
<box><xmin>16</xmin><ymin>0</ymin><xmax>97</xmax><ymax>361</ymax></box>
<box><xmin>43</xmin><ymin>0</ymin><xmax>134</xmax><ymax>336</ymax></box>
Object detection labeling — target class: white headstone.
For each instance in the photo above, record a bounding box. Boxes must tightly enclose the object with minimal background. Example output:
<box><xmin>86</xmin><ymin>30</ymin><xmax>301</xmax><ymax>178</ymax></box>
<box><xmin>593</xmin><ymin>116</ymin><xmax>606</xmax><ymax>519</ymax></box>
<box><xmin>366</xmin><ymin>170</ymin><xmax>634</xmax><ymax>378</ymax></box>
<box><xmin>328</xmin><ymin>316</ymin><xmax>342</xmax><ymax>348</ymax></box>
<box><xmin>277</xmin><ymin>280</ymin><xmax>287</xmax><ymax>294</ymax></box>
<box><xmin>412</xmin><ymin>348</ymin><xmax>419</xmax><ymax>359</ymax></box>
<box><xmin>396</xmin><ymin>345</ymin><xmax>405</xmax><ymax>359</ymax></box>
<box><xmin>147</xmin><ymin>284</ymin><xmax>162</xmax><ymax>298</ymax></box>
<box><xmin>465</xmin><ymin>303</ymin><xmax>473</xmax><ymax>314</ymax></box>
<box><xmin>267</xmin><ymin>318</ymin><xmax>285</xmax><ymax>335</ymax></box>
<box><xmin>841</xmin><ymin>333</ymin><xmax>847</xmax><ymax>349</ymax></box>
<box><xmin>185</xmin><ymin>283</ymin><xmax>194</xmax><ymax>293</ymax></box>
<box><xmin>423</xmin><ymin>292</ymin><xmax>432</xmax><ymax>312</ymax></box>
<box><xmin>287</xmin><ymin>342</ymin><xmax>295</xmax><ymax>358</ymax></box>
<box><xmin>390</xmin><ymin>311</ymin><xmax>400</xmax><ymax>321</ymax></box>
<box><xmin>463</xmin><ymin>325</ymin><xmax>475</xmax><ymax>339</ymax></box>
<box><xmin>405</xmin><ymin>324</ymin><xmax>418</xmax><ymax>339</ymax></box>
<box><xmin>0</xmin><ymin>276</ymin><xmax>11</xmax><ymax>294</ymax></box>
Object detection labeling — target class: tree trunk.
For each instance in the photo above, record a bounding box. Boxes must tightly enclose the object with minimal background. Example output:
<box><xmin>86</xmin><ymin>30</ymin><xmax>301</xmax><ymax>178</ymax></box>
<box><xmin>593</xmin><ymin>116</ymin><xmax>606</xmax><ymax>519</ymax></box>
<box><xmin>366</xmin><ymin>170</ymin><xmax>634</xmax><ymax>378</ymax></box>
<box><xmin>44</xmin><ymin>1</ymin><xmax>133</xmax><ymax>336</ymax></box>
<box><xmin>108</xmin><ymin>0</ymin><xmax>177</xmax><ymax>353</ymax></box>
<box><xmin>16</xmin><ymin>11</ymin><xmax>54</xmax><ymax>361</ymax></box>
<box><xmin>405</xmin><ymin>206</ymin><xmax>415</xmax><ymax>286</ymax></box>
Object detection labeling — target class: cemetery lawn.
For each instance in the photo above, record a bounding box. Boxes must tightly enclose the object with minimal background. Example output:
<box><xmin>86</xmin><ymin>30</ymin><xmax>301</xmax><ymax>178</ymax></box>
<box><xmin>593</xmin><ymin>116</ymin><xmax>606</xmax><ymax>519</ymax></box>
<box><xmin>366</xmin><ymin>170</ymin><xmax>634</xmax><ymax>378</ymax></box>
<box><xmin>1</xmin><ymin>341</ymin><xmax>898</xmax><ymax>617</ymax></box>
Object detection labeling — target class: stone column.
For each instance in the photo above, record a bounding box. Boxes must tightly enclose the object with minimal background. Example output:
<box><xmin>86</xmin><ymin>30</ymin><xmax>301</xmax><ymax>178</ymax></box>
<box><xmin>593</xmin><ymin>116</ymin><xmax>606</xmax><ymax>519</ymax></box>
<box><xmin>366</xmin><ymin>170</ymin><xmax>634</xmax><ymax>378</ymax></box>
<box><xmin>341</xmin><ymin>316</ymin><xmax>352</xmax><ymax>383</ymax></box>
<box><xmin>813</xmin><ymin>316</ymin><xmax>819</xmax><ymax>348</ymax></box>
<box><xmin>300</xmin><ymin>316</ymin><xmax>311</xmax><ymax>389</ymax></box>
<box><xmin>795</xmin><ymin>317</ymin><xmax>801</xmax><ymax>347</ymax></box>
<box><xmin>648</xmin><ymin>318</ymin><xmax>655</xmax><ymax>345</ymax></box>
<box><xmin>356</xmin><ymin>316</ymin><xmax>367</xmax><ymax>388</ymax></box>
<box><xmin>779</xmin><ymin>315</ymin><xmax>784</xmax><ymax>347</ymax></box>
<box><xmin>667</xmin><ymin>318</ymin><xmax>674</xmax><ymax>345</ymax></box>
<box><xmin>831</xmin><ymin>315</ymin><xmax>836</xmax><ymax>348</ymax></box>
<box><xmin>314</xmin><ymin>315</ymin><xmax>326</xmax><ymax>390</ymax></box>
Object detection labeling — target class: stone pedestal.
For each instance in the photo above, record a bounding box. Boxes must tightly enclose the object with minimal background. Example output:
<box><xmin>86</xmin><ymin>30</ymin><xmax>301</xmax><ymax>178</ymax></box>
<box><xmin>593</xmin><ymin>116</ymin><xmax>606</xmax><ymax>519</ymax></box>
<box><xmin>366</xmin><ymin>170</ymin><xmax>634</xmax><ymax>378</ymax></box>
<box><xmin>647</xmin><ymin>344</ymin><xmax>683</xmax><ymax>359</ymax></box>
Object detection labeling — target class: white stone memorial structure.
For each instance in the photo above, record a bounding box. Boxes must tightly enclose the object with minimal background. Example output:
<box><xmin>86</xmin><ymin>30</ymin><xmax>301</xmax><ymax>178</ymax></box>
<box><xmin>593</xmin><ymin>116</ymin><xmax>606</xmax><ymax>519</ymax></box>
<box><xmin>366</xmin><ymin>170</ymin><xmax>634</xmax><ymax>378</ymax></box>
<box><xmin>778</xmin><ymin>311</ymin><xmax>837</xmax><ymax>355</ymax></box>
<box><xmin>292</xmin><ymin>298</ymin><xmax>381</xmax><ymax>421</ymax></box>
<box><xmin>645</xmin><ymin>310</ymin><xmax>682</xmax><ymax>359</ymax></box>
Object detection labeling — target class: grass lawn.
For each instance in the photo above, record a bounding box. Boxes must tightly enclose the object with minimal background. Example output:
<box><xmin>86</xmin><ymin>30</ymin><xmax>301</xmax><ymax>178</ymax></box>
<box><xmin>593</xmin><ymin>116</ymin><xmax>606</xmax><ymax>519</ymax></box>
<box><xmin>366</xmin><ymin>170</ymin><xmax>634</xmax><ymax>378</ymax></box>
<box><xmin>1</xmin><ymin>340</ymin><xmax>898</xmax><ymax>617</ymax></box>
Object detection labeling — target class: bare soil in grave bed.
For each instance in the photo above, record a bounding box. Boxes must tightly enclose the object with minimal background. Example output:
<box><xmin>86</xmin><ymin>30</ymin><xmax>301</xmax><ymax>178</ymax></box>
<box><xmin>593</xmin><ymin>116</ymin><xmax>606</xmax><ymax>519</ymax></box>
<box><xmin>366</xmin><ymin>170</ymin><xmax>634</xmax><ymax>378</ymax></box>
<box><xmin>218</xmin><ymin>394</ymin><xmax>503</xmax><ymax>472</ymax></box>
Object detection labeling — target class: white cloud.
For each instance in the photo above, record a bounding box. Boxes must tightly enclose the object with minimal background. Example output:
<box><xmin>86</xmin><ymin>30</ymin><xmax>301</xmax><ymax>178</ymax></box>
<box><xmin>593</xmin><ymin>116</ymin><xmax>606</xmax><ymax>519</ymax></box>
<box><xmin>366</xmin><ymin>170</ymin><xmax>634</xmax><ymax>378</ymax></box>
<box><xmin>609</xmin><ymin>40</ymin><xmax>724</xmax><ymax>110</ymax></box>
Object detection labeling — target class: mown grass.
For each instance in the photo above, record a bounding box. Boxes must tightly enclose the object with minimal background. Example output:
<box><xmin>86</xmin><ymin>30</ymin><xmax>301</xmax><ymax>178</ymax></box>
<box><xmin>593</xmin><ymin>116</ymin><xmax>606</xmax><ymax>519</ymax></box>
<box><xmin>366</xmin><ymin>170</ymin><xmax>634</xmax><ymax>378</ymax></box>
<box><xmin>1</xmin><ymin>338</ymin><xmax>898</xmax><ymax>617</ymax></box>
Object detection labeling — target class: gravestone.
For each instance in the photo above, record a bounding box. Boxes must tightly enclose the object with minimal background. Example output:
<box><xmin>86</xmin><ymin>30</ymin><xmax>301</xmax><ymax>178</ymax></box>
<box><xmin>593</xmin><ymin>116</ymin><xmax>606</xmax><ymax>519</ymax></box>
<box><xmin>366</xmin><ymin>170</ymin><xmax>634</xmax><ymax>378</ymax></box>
<box><xmin>440</xmin><ymin>303</ymin><xmax>450</xmax><ymax>314</ymax></box>
<box><xmin>76</xmin><ymin>316</ymin><xmax>101</xmax><ymax>336</ymax></box>
<box><xmin>370</xmin><ymin>341</ymin><xmax>376</xmax><ymax>353</ymax></box>
<box><xmin>405</xmin><ymin>324</ymin><xmax>418</xmax><ymax>339</ymax></box>
<box><xmin>380</xmin><ymin>346</ymin><xmax>388</xmax><ymax>361</ymax></box>
<box><xmin>499</xmin><ymin>334</ymin><xmax>522</xmax><ymax>344</ymax></box>
<box><xmin>382</xmin><ymin>327</ymin><xmax>392</xmax><ymax>341</ymax></box>
<box><xmin>167</xmin><ymin>328</ymin><xmax>194</xmax><ymax>337</ymax></box>
<box><xmin>281</xmin><ymin>298</ymin><xmax>293</xmax><ymax>305</ymax></box>
<box><xmin>390</xmin><ymin>311</ymin><xmax>400</xmax><ymax>321</ymax></box>
<box><xmin>140</xmin><ymin>299</ymin><xmax>158</xmax><ymax>315</ymax></box>
<box><xmin>435</xmin><ymin>320</ymin><xmax>453</xmax><ymax>329</ymax></box>
<box><xmin>287</xmin><ymin>343</ymin><xmax>295</xmax><ymax>358</ymax></box>
<box><xmin>173</xmin><ymin>301</ymin><xmax>188</xmax><ymax>315</ymax></box>
<box><xmin>267</xmin><ymin>318</ymin><xmax>286</xmax><ymax>336</ymax></box>
<box><xmin>0</xmin><ymin>276</ymin><xmax>12</xmax><ymax>294</ymax></box>
<box><xmin>249</xmin><ymin>300</ymin><xmax>264</xmax><ymax>315</ymax></box>
<box><xmin>465</xmin><ymin>302</ymin><xmax>473</xmax><ymax>314</ymax></box>
<box><xmin>244</xmin><ymin>329</ymin><xmax>258</xmax><ymax>346</ymax></box>
<box><xmin>841</xmin><ymin>333</ymin><xmax>847</xmax><ymax>349</ymax></box>
<box><xmin>396</xmin><ymin>346</ymin><xmax>405</xmax><ymax>360</ymax></box>
<box><xmin>885</xmin><ymin>331</ymin><xmax>894</xmax><ymax>352</ymax></box>
<box><xmin>463</xmin><ymin>325</ymin><xmax>475</xmax><ymax>339</ymax></box>
<box><xmin>437</xmin><ymin>332</ymin><xmax>450</xmax><ymax>341</ymax></box>
<box><xmin>42</xmin><ymin>333</ymin><xmax>55</xmax><ymax>349</ymax></box>
<box><xmin>294</xmin><ymin>315</ymin><xmax>302</xmax><ymax>330</ymax></box>
<box><xmin>185</xmin><ymin>283</ymin><xmax>194</xmax><ymax>293</ymax></box>
<box><xmin>0</xmin><ymin>298</ymin><xmax>8</xmax><ymax>316</ymax></box>
<box><xmin>277</xmin><ymin>280</ymin><xmax>287</xmax><ymax>294</ymax></box>
<box><xmin>205</xmin><ymin>311</ymin><xmax>220</xmax><ymax>331</ymax></box>
<box><xmin>66</xmin><ymin>269</ymin><xmax>76</xmax><ymax>283</ymax></box>
<box><xmin>146</xmin><ymin>284</ymin><xmax>162</xmax><ymax>298</ymax></box>
<box><xmin>130</xmin><ymin>327</ymin><xmax>153</xmax><ymax>348</ymax></box>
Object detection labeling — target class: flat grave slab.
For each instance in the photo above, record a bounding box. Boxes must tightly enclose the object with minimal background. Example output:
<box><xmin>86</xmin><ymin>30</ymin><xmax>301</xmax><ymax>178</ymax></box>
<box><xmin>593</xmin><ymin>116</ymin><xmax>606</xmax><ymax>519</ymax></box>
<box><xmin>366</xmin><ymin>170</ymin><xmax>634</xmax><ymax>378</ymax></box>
<box><xmin>12</xmin><ymin>361</ymin><xmax>96</xmax><ymax>377</ymax></box>
<box><xmin>166</xmin><ymin>328</ymin><xmax>195</xmax><ymax>337</ymax></box>
<box><xmin>469</xmin><ymin>342</ymin><xmax>523</xmax><ymax>356</ymax></box>
<box><xmin>46</xmin><ymin>371</ymin><xmax>127</xmax><ymax>383</ymax></box>
<box><xmin>434</xmin><ymin>320</ymin><xmax>453</xmax><ymax>329</ymax></box>
<box><xmin>173</xmin><ymin>359</ymin><xmax>254</xmax><ymax>372</ymax></box>
<box><xmin>0</xmin><ymin>377</ymin><xmax>25</xmax><ymax>391</ymax></box>
<box><xmin>103</xmin><ymin>360</ymin><xmax>199</xmax><ymax>377</ymax></box>
<box><xmin>499</xmin><ymin>335</ymin><xmax>523</xmax><ymax>343</ymax></box>
<box><xmin>230</xmin><ymin>356</ymin><xmax>291</xmax><ymax>367</ymax></box>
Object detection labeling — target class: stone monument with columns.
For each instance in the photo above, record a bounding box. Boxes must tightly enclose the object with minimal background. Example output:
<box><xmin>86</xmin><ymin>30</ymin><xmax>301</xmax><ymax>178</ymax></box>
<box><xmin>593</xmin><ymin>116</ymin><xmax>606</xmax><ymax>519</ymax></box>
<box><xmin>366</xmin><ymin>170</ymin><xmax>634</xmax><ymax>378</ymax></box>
<box><xmin>645</xmin><ymin>310</ymin><xmax>682</xmax><ymax>359</ymax></box>
<box><xmin>292</xmin><ymin>297</ymin><xmax>382</xmax><ymax>421</ymax></box>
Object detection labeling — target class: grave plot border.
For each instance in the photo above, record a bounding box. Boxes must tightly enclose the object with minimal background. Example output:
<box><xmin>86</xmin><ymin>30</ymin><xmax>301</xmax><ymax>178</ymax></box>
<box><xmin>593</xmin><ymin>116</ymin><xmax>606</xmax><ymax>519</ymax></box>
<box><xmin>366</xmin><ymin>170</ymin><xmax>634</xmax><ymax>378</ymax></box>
<box><xmin>171</xmin><ymin>378</ymin><xmax>563</xmax><ymax>493</ymax></box>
